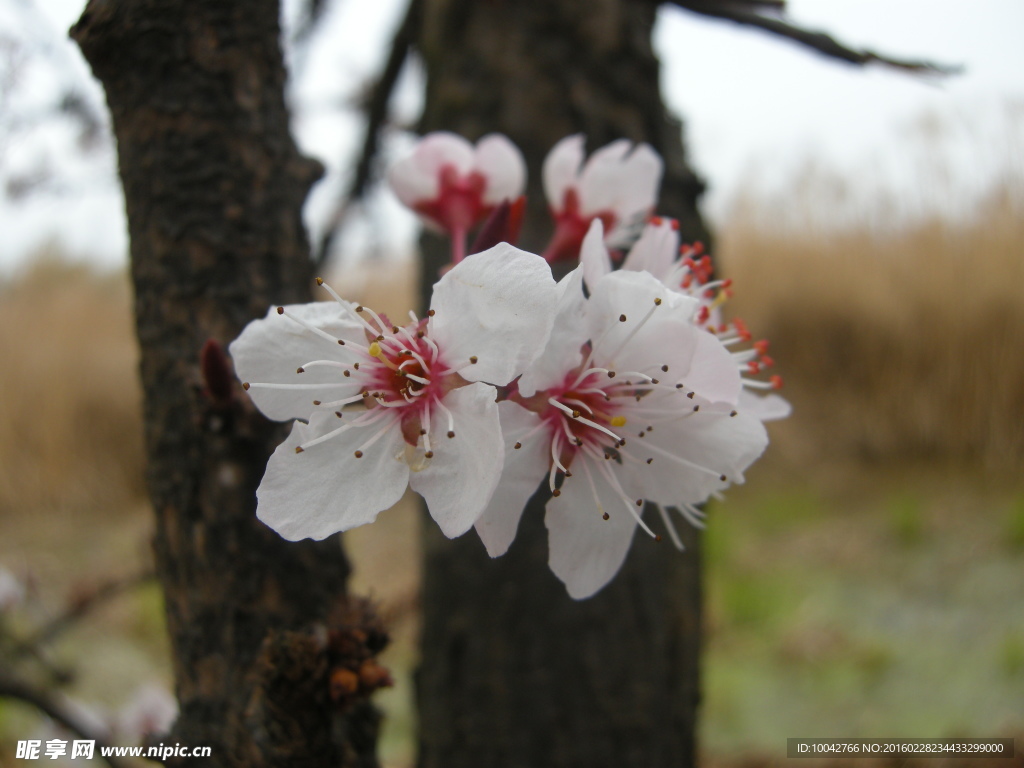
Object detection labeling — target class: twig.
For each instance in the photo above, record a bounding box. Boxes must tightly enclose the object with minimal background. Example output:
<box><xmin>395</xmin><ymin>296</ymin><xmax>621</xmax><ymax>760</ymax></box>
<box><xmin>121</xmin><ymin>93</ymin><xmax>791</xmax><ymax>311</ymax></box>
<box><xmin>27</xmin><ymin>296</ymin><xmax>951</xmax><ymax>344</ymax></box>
<box><xmin>0</xmin><ymin>671</ymin><xmax>134</xmax><ymax>768</ymax></box>
<box><xmin>314</xmin><ymin>0</ymin><xmax>422</xmax><ymax>265</ymax></box>
<box><xmin>12</xmin><ymin>570</ymin><xmax>155</xmax><ymax>660</ymax></box>
<box><xmin>669</xmin><ymin>0</ymin><xmax>961</xmax><ymax>74</ymax></box>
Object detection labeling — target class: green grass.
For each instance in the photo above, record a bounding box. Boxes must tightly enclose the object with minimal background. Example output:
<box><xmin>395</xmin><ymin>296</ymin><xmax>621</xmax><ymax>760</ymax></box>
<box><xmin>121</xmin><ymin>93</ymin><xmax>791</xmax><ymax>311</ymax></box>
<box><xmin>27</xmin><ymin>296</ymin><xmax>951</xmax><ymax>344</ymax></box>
<box><xmin>700</xmin><ymin>467</ymin><xmax>1024</xmax><ymax>756</ymax></box>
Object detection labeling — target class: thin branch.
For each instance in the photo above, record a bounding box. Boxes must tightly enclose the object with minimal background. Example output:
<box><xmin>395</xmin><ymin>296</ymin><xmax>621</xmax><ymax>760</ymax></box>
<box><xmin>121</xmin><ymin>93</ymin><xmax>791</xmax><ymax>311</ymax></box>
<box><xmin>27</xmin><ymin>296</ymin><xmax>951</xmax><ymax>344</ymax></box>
<box><xmin>669</xmin><ymin>0</ymin><xmax>961</xmax><ymax>75</ymax></box>
<box><xmin>0</xmin><ymin>671</ymin><xmax>133</xmax><ymax>768</ymax></box>
<box><xmin>12</xmin><ymin>570</ymin><xmax>155</xmax><ymax>660</ymax></box>
<box><xmin>314</xmin><ymin>0</ymin><xmax>422</xmax><ymax>266</ymax></box>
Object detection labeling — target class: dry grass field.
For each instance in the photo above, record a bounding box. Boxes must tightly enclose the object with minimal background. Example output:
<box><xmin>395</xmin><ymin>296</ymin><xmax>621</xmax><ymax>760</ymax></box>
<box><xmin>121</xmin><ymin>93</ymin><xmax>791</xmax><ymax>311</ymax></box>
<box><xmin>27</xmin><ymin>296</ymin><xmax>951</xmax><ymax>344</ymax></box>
<box><xmin>1</xmin><ymin>171</ymin><xmax>1022</xmax><ymax>765</ymax></box>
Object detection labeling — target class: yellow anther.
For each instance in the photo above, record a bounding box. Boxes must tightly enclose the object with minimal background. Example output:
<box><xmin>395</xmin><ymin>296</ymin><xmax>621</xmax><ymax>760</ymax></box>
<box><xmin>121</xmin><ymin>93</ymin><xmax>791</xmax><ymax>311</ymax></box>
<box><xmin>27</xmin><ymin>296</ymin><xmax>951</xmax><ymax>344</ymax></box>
<box><xmin>368</xmin><ymin>341</ymin><xmax>382</xmax><ymax>358</ymax></box>
<box><xmin>610</xmin><ymin>416</ymin><xmax>627</xmax><ymax>427</ymax></box>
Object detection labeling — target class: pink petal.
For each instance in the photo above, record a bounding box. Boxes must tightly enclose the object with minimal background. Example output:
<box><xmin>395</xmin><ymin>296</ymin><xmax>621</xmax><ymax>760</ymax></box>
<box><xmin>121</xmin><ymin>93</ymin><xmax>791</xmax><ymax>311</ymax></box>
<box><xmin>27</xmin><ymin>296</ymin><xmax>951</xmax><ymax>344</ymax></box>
<box><xmin>475</xmin><ymin>133</ymin><xmax>527</xmax><ymax>204</ymax></box>
<box><xmin>542</xmin><ymin>134</ymin><xmax>585</xmax><ymax>212</ymax></box>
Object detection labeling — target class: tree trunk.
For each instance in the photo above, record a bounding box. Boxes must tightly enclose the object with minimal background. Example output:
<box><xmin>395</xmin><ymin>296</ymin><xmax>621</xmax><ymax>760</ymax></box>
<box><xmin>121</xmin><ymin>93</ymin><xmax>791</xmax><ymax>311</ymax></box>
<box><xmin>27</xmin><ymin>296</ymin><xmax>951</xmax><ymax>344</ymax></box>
<box><xmin>72</xmin><ymin>3</ymin><xmax>382</xmax><ymax>766</ymax></box>
<box><xmin>415</xmin><ymin>2</ymin><xmax>710</xmax><ymax>766</ymax></box>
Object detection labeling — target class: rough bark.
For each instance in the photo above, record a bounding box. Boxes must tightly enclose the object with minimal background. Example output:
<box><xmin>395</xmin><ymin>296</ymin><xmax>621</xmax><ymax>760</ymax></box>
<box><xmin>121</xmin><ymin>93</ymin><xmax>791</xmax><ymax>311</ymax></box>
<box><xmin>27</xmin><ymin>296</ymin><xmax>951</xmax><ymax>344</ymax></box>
<box><xmin>71</xmin><ymin>3</ymin><xmax>383</xmax><ymax>766</ymax></box>
<box><xmin>415</xmin><ymin>2</ymin><xmax>709</xmax><ymax>767</ymax></box>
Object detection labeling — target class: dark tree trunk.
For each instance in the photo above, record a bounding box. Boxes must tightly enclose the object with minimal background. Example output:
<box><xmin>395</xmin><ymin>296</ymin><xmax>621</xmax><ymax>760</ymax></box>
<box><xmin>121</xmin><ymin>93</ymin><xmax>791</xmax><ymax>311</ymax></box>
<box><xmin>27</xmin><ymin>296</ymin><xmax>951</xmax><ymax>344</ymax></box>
<box><xmin>72</xmin><ymin>3</ymin><xmax>383</xmax><ymax>766</ymax></box>
<box><xmin>415</xmin><ymin>2</ymin><xmax>710</xmax><ymax>767</ymax></box>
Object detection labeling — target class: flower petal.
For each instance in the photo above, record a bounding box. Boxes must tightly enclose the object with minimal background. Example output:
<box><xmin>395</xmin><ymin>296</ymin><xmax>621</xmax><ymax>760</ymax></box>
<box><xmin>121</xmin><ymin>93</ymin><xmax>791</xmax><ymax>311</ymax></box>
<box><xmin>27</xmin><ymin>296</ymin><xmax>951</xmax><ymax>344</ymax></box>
<box><xmin>542</xmin><ymin>134</ymin><xmax>585</xmax><ymax>212</ymax></box>
<box><xmin>621</xmin><ymin>218</ymin><xmax>678</xmax><ymax>280</ymax></box>
<box><xmin>256</xmin><ymin>411</ymin><xmax>409</xmax><ymax>541</ymax></box>
<box><xmin>579</xmin><ymin>218</ymin><xmax>612</xmax><ymax>295</ymax></box>
<box><xmin>409</xmin><ymin>382</ymin><xmax>504</xmax><ymax>538</ymax></box>
<box><xmin>545</xmin><ymin>460</ymin><xmax>638</xmax><ymax>599</ymax></box>
<box><xmin>428</xmin><ymin>243</ymin><xmax>557</xmax><ymax>386</ymax></box>
<box><xmin>475</xmin><ymin>133</ymin><xmax>527</xmax><ymax>204</ymax></box>
<box><xmin>614</xmin><ymin>143</ymin><xmax>662</xmax><ymax>221</ymax></box>
<box><xmin>517</xmin><ymin>266</ymin><xmax>588</xmax><ymax>397</ymax></box>
<box><xmin>622</xmin><ymin>404</ymin><xmax>767</xmax><ymax>507</ymax></box>
<box><xmin>229</xmin><ymin>301</ymin><xmax>365</xmax><ymax>421</ymax></box>
<box><xmin>679</xmin><ymin>328</ymin><xmax>743</xmax><ymax>405</ymax></box>
<box><xmin>474</xmin><ymin>402</ymin><xmax>550</xmax><ymax>557</ymax></box>
<box><xmin>577</xmin><ymin>139</ymin><xmax>631</xmax><ymax>215</ymax></box>
<box><xmin>388</xmin><ymin>132</ymin><xmax>475</xmax><ymax>207</ymax></box>
<box><xmin>738</xmin><ymin>390</ymin><xmax>792</xmax><ymax>422</ymax></box>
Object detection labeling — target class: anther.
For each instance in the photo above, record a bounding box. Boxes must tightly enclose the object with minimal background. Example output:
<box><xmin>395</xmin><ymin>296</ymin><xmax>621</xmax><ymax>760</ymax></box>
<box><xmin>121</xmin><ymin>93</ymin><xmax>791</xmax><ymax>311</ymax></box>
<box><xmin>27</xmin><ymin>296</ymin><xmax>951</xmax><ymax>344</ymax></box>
<box><xmin>470</xmin><ymin>356</ymin><xmax>478</xmax><ymax>364</ymax></box>
<box><xmin>276</xmin><ymin>307</ymin><xmax>284</xmax><ymax>315</ymax></box>
<box><xmin>295</xmin><ymin>446</ymin><xmax>304</xmax><ymax>453</ymax></box>
<box><xmin>607</xmin><ymin>371</ymin><xmax>616</xmax><ymax>378</ymax></box>
<box><xmin>425</xmin><ymin>451</ymin><xmax>434</xmax><ymax>458</ymax></box>
<box><xmin>675</xmin><ymin>383</ymin><xmax>683</xmax><ymax>389</ymax></box>
<box><xmin>635</xmin><ymin>499</ymin><xmax>643</xmax><ymax>507</ymax></box>
<box><xmin>312</xmin><ymin>400</ymin><xmax>321</xmax><ymax>405</ymax></box>
<box><xmin>661</xmin><ymin>365</ymin><xmax>669</xmax><ymax>372</ymax></box>
<box><xmin>514</xmin><ymin>442</ymin><xmax>522</xmax><ymax>449</ymax></box>
<box><xmin>552</xmin><ymin>489</ymin><xmax>561</xmax><ymax>497</ymax></box>
<box><xmin>693</xmin><ymin>405</ymin><xmax>700</xmax><ymax>412</ymax></box>
<box><xmin>335</xmin><ymin>411</ymin><xmax>342</xmax><ymax>418</ymax></box>
<box><xmin>419</xmin><ymin>428</ymin><xmax>427</xmax><ymax>436</ymax></box>
<box><xmin>619</xmin><ymin>314</ymin><xmax>627</xmax><ymax>322</ymax></box>
<box><xmin>391</xmin><ymin>326</ymin><xmax>399</xmax><ymax>334</ymax></box>
<box><xmin>242</xmin><ymin>382</ymin><xmax>250</xmax><ymax>390</ymax></box>
<box><xmin>730</xmin><ymin>410</ymin><xmax>737</xmax><ymax>417</ymax></box>
<box><xmin>428</xmin><ymin>309</ymin><xmax>436</xmax><ymax>317</ymax></box>
<box><xmin>355</xmin><ymin>451</ymin><xmax>363</xmax><ymax>458</ymax></box>
<box><xmin>651</xmin><ymin>378</ymin><xmax>659</xmax><ymax>384</ymax></box>
<box><xmin>316</xmin><ymin>277</ymin><xmax>324</xmax><ymax>285</ymax></box>
<box><xmin>654</xmin><ymin>297</ymin><xmax>662</xmax><ymax>306</ymax></box>
<box><xmin>719</xmin><ymin>474</ymin><xmax>727</xmax><ymax>481</ymax></box>
<box><xmin>646</xmin><ymin>458</ymin><xmax>653</xmax><ymax>464</ymax></box>
<box><xmin>337</xmin><ymin>339</ymin><xmax>345</xmax><ymax>346</ymax></box>
<box><xmin>572</xmin><ymin>410</ymin><xmax>580</xmax><ymax>419</ymax></box>
<box><xmin>655</xmin><ymin>535</ymin><xmax>663</xmax><ymax>542</ymax></box>
<box><xmin>343</xmin><ymin>370</ymin><xmax>351</xmax><ymax>377</ymax></box>
<box><xmin>603</xmin><ymin>512</ymin><xmax>610</xmax><ymax>520</ymax></box>
<box><xmin>565</xmin><ymin>471</ymin><xmax>573</xmax><ymax>478</ymax></box>
<box><xmin>686</xmin><ymin>391</ymin><xmax>694</xmax><ymax>399</ymax></box>
<box><xmin>296</xmin><ymin>367</ymin><xmax>305</xmax><ymax>373</ymax></box>
<box><xmin>353</xmin><ymin>362</ymin><xmax>360</xmax><ymax>369</ymax></box>
<box><xmin>447</xmin><ymin>431</ymin><xmax>455</xmax><ymax>438</ymax></box>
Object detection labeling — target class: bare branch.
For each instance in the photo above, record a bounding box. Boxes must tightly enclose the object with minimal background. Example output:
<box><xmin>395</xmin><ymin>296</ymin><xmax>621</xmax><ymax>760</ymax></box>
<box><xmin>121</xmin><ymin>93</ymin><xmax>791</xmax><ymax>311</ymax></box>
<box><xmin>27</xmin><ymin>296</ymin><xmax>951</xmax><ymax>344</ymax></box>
<box><xmin>669</xmin><ymin>0</ymin><xmax>961</xmax><ymax>75</ymax></box>
<box><xmin>0</xmin><ymin>671</ymin><xmax>134</xmax><ymax>768</ymax></box>
<box><xmin>314</xmin><ymin>0</ymin><xmax>422</xmax><ymax>265</ymax></box>
<box><xmin>11</xmin><ymin>570</ymin><xmax>155</xmax><ymax>660</ymax></box>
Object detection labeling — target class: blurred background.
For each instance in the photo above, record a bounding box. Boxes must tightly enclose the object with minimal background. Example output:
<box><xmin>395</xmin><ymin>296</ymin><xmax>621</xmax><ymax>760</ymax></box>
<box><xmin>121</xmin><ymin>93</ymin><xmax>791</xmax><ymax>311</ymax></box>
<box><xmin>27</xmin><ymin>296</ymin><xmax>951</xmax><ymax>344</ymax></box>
<box><xmin>0</xmin><ymin>0</ymin><xmax>1021</xmax><ymax>766</ymax></box>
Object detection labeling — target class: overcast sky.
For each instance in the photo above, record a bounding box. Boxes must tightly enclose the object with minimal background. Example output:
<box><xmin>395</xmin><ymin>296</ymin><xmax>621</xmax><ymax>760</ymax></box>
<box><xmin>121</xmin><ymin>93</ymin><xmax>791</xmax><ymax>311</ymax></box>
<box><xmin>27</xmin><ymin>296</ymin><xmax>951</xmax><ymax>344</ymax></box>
<box><xmin>1</xmin><ymin>0</ymin><xmax>1021</xmax><ymax>272</ymax></box>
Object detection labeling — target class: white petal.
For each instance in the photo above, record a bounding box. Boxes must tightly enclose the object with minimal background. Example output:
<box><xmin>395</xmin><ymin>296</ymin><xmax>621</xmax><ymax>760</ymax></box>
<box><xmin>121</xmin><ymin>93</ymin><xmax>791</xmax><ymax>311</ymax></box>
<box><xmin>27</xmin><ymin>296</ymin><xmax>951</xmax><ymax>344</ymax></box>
<box><xmin>577</xmin><ymin>139</ymin><xmax>631</xmax><ymax>215</ymax></box>
<box><xmin>586</xmin><ymin>269</ymin><xmax>698</xmax><ymax>370</ymax></box>
<box><xmin>622</xmin><ymin>405</ymin><xmax>767</xmax><ymax>508</ymax></box>
<box><xmin>256</xmin><ymin>411</ymin><xmax>409</xmax><ymax>541</ymax></box>
<box><xmin>542</xmin><ymin>134</ymin><xmax>585</xmax><ymax>212</ymax></box>
<box><xmin>579</xmin><ymin>218</ymin><xmax>612</xmax><ymax>295</ymax></box>
<box><xmin>409</xmin><ymin>383</ymin><xmax>504</xmax><ymax>538</ymax></box>
<box><xmin>428</xmin><ymin>243</ymin><xmax>557</xmax><ymax>386</ymax></box>
<box><xmin>517</xmin><ymin>266</ymin><xmax>588</xmax><ymax>397</ymax></box>
<box><xmin>738</xmin><ymin>390</ymin><xmax>792</xmax><ymax>422</ymax></box>
<box><xmin>229</xmin><ymin>301</ymin><xmax>366</xmax><ymax>421</ymax></box>
<box><xmin>474</xmin><ymin>402</ymin><xmax>550</xmax><ymax>557</ymax></box>
<box><xmin>475</xmin><ymin>133</ymin><xmax>527</xmax><ymax>204</ymax></box>
<box><xmin>621</xmin><ymin>219</ymin><xmax>678</xmax><ymax>280</ymax></box>
<box><xmin>388</xmin><ymin>154</ymin><xmax>439</xmax><ymax>208</ymax></box>
<box><xmin>545</xmin><ymin>460</ymin><xmax>638</xmax><ymax>599</ymax></box>
<box><xmin>679</xmin><ymin>328</ymin><xmax>743</xmax><ymax>405</ymax></box>
<box><xmin>613</xmin><ymin>143</ymin><xmax>662</xmax><ymax>221</ymax></box>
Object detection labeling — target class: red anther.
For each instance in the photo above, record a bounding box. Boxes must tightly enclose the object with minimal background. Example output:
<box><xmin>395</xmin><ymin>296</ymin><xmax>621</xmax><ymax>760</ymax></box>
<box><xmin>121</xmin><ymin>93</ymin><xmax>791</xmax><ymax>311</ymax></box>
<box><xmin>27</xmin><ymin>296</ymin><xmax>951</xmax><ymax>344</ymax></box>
<box><xmin>650</xmin><ymin>215</ymin><xmax>663</xmax><ymax>226</ymax></box>
<box><xmin>670</xmin><ymin>219</ymin><xmax>679</xmax><ymax>230</ymax></box>
<box><xmin>723</xmin><ymin>288</ymin><xmax>734</xmax><ymax>299</ymax></box>
<box><xmin>747</xmin><ymin>361</ymin><xmax>761</xmax><ymax>374</ymax></box>
<box><xmin>722</xmin><ymin>278</ymin><xmax>733</xmax><ymax>288</ymax></box>
<box><xmin>760</xmin><ymin>355</ymin><xmax>775</xmax><ymax>368</ymax></box>
<box><xmin>696</xmin><ymin>306</ymin><xmax>710</xmax><ymax>324</ymax></box>
<box><xmin>753</xmin><ymin>339</ymin><xmax>770</xmax><ymax>355</ymax></box>
<box><xmin>692</xmin><ymin>241</ymin><xmax>705</xmax><ymax>255</ymax></box>
<box><xmin>770</xmin><ymin>374</ymin><xmax>783</xmax><ymax>390</ymax></box>
<box><xmin>681</xmin><ymin>275</ymin><xmax>693</xmax><ymax>289</ymax></box>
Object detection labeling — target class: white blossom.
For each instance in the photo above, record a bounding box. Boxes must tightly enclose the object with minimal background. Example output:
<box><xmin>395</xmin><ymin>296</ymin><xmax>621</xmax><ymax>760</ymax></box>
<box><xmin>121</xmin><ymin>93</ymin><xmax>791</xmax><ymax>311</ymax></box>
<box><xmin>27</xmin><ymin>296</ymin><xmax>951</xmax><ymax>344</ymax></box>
<box><xmin>230</xmin><ymin>243</ymin><xmax>557</xmax><ymax>541</ymax></box>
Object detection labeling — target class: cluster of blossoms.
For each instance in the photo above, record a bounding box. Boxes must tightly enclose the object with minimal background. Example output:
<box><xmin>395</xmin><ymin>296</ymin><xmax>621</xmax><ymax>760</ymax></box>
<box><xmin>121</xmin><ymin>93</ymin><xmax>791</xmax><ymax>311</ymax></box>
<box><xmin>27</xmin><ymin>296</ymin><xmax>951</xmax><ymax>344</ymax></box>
<box><xmin>230</xmin><ymin>132</ymin><xmax>788</xmax><ymax>599</ymax></box>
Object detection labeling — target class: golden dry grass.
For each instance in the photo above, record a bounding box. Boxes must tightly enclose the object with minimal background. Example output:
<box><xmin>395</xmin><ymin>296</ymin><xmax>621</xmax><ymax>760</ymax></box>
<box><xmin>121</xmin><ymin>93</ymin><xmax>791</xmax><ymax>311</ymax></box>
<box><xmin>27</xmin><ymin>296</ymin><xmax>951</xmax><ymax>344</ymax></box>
<box><xmin>718</xmin><ymin>178</ymin><xmax>1024</xmax><ymax>474</ymax></box>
